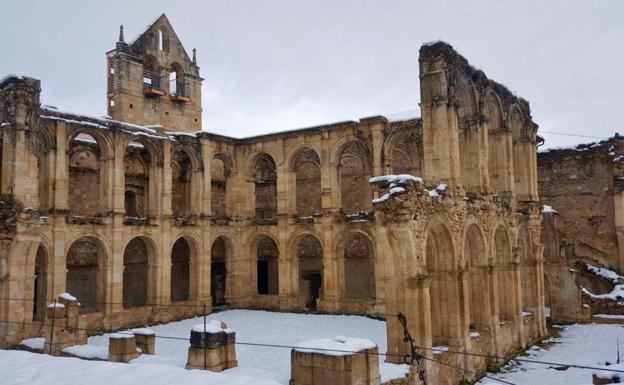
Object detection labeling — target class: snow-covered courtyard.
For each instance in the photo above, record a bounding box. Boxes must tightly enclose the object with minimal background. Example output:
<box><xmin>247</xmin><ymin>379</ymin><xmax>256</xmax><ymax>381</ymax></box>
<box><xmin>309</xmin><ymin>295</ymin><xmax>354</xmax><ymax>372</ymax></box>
<box><xmin>9</xmin><ymin>310</ymin><xmax>624</xmax><ymax>385</ymax></box>
<box><xmin>15</xmin><ymin>309</ymin><xmax>408</xmax><ymax>385</ymax></box>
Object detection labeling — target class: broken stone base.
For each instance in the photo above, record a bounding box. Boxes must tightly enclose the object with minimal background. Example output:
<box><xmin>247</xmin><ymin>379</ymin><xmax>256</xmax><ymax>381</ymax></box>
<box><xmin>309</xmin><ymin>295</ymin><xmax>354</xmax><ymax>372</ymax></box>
<box><xmin>290</xmin><ymin>337</ymin><xmax>381</xmax><ymax>385</ymax></box>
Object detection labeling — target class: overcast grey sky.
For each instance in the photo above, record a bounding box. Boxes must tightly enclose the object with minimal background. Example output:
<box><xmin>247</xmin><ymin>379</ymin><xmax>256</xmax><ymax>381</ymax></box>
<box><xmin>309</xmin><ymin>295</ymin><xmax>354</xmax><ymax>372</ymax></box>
<box><xmin>1</xmin><ymin>0</ymin><xmax>622</xmax><ymax>148</ymax></box>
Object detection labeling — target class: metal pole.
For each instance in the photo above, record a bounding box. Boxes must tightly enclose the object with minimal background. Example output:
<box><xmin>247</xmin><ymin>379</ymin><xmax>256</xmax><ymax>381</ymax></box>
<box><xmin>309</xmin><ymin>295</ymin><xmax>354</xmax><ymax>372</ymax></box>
<box><xmin>203</xmin><ymin>302</ymin><xmax>207</xmax><ymax>370</ymax></box>
<box><xmin>48</xmin><ymin>299</ymin><xmax>56</xmax><ymax>355</ymax></box>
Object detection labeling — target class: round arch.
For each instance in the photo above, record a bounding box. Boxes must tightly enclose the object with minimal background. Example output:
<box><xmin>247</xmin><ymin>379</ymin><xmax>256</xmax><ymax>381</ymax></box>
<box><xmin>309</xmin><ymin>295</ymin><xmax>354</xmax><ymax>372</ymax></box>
<box><xmin>211</xmin><ymin>235</ymin><xmax>234</xmax><ymax>306</ymax></box>
<box><xmin>66</xmin><ymin>235</ymin><xmax>108</xmax><ymax>313</ymax></box>
<box><xmin>122</xmin><ymin>235</ymin><xmax>158</xmax><ymax>309</ymax></box>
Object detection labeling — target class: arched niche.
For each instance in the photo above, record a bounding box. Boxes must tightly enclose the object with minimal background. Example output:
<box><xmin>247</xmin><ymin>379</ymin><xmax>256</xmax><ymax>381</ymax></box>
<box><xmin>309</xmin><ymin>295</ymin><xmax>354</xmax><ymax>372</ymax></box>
<box><xmin>33</xmin><ymin>245</ymin><xmax>48</xmax><ymax>321</ymax></box>
<box><xmin>253</xmin><ymin>153</ymin><xmax>277</xmax><ymax>219</ymax></box>
<box><xmin>494</xmin><ymin>226</ymin><xmax>515</xmax><ymax>321</ymax></box>
<box><xmin>339</xmin><ymin>141</ymin><xmax>372</xmax><ymax>214</ymax></box>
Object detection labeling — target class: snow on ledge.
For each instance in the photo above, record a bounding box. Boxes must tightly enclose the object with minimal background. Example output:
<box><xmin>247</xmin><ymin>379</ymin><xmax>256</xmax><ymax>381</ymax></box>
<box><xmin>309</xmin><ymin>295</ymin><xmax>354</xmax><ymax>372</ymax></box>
<box><xmin>192</xmin><ymin>320</ymin><xmax>233</xmax><ymax>334</ymax></box>
<box><xmin>294</xmin><ymin>336</ymin><xmax>376</xmax><ymax>356</ymax></box>
<box><xmin>542</xmin><ymin>205</ymin><xmax>557</xmax><ymax>214</ymax></box>
<box><xmin>586</xmin><ymin>264</ymin><xmax>622</xmax><ymax>284</ymax></box>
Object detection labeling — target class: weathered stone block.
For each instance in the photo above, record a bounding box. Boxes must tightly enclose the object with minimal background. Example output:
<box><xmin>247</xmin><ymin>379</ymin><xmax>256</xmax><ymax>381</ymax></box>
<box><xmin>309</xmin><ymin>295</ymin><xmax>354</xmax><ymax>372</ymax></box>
<box><xmin>108</xmin><ymin>334</ymin><xmax>139</xmax><ymax>362</ymax></box>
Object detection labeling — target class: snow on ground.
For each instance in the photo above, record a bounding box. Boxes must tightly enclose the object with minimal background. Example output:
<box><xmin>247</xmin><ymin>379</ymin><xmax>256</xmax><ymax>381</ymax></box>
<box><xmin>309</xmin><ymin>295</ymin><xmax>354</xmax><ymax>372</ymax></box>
<box><xmin>0</xmin><ymin>350</ymin><xmax>280</xmax><ymax>385</ymax></box>
<box><xmin>85</xmin><ymin>309</ymin><xmax>408</xmax><ymax>384</ymax></box>
<box><xmin>477</xmin><ymin>323</ymin><xmax>624</xmax><ymax>385</ymax></box>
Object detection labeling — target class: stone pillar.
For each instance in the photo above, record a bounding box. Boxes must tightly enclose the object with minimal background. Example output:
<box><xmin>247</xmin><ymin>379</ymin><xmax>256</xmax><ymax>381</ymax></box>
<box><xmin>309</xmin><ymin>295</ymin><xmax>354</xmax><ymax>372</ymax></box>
<box><xmin>418</xmin><ymin>46</ymin><xmax>462</xmax><ymax>187</ymax></box>
<box><xmin>186</xmin><ymin>321</ymin><xmax>237</xmax><ymax>371</ymax></box>
<box><xmin>43</xmin><ymin>294</ymin><xmax>87</xmax><ymax>355</ymax></box>
<box><xmin>108</xmin><ymin>334</ymin><xmax>139</xmax><ymax>362</ymax></box>
<box><xmin>53</xmin><ymin>120</ymin><xmax>69</xmax><ymax>211</ymax></box>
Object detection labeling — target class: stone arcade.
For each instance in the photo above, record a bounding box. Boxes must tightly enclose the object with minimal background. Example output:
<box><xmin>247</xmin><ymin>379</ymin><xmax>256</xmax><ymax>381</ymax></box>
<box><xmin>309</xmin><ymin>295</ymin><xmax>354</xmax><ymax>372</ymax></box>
<box><xmin>0</xmin><ymin>14</ymin><xmax>552</xmax><ymax>384</ymax></box>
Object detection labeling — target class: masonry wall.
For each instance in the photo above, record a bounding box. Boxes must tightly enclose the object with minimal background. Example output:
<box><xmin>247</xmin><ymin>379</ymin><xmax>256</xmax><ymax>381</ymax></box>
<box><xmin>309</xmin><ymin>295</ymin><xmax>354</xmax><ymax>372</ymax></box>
<box><xmin>538</xmin><ymin>139</ymin><xmax>624</xmax><ymax>268</ymax></box>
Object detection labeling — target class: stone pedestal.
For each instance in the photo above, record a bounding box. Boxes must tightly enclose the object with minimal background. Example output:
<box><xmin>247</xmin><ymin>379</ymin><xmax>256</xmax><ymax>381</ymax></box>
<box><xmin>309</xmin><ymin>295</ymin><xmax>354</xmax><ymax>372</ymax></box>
<box><xmin>290</xmin><ymin>337</ymin><xmax>381</xmax><ymax>385</ymax></box>
<box><xmin>42</xmin><ymin>294</ymin><xmax>87</xmax><ymax>355</ymax></box>
<box><xmin>185</xmin><ymin>321</ymin><xmax>237</xmax><ymax>372</ymax></box>
<box><xmin>132</xmin><ymin>329</ymin><xmax>156</xmax><ymax>354</ymax></box>
<box><xmin>108</xmin><ymin>334</ymin><xmax>140</xmax><ymax>362</ymax></box>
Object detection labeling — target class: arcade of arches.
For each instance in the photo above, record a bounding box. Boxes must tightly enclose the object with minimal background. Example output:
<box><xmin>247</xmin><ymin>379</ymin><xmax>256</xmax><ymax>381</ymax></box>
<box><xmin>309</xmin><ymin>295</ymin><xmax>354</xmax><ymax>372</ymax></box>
<box><xmin>0</xmin><ymin>20</ymin><xmax>568</xmax><ymax>385</ymax></box>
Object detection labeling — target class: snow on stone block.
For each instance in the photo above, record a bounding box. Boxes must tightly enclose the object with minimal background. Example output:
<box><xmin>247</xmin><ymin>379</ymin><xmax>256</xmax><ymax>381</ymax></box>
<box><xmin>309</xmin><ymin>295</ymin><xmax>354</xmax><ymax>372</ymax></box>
<box><xmin>58</xmin><ymin>292</ymin><xmax>77</xmax><ymax>302</ymax></box>
<box><xmin>291</xmin><ymin>336</ymin><xmax>380</xmax><ymax>385</ymax></box>
<box><xmin>131</xmin><ymin>329</ymin><xmax>156</xmax><ymax>355</ymax></box>
<box><xmin>19</xmin><ymin>337</ymin><xmax>45</xmax><ymax>351</ymax></box>
<box><xmin>294</xmin><ymin>336</ymin><xmax>376</xmax><ymax>355</ymax></box>
<box><xmin>192</xmin><ymin>320</ymin><xmax>227</xmax><ymax>334</ymax></box>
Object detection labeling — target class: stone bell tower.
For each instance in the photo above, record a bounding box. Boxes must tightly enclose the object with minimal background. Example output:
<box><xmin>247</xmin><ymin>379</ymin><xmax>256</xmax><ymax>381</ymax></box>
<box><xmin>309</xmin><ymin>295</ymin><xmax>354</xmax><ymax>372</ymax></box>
<box><xmin>105</xmin><ymin>14</ymin><xmax>203</xmax><ymax>132</ymax></box>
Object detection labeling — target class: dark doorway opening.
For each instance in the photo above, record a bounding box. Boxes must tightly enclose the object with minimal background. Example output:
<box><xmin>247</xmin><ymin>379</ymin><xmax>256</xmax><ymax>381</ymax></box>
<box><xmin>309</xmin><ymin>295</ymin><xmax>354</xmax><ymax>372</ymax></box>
<box><xmin>257</xmin><ymin>260</ymin><xmax>269</xmax><ymax>295</ymax></box>
<box><xmin>211</xmin><ymin>261</ymin><xmax>226</xmax><ymax>306</ymax></box>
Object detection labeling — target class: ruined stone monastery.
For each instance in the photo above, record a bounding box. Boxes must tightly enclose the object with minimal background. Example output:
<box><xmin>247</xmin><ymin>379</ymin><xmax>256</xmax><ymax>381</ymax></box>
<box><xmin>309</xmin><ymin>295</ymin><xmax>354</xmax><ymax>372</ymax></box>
<box><xmin>0</xmin><ymin>14</ymin><xmax>571</xmax><ymax>384</ymax></box>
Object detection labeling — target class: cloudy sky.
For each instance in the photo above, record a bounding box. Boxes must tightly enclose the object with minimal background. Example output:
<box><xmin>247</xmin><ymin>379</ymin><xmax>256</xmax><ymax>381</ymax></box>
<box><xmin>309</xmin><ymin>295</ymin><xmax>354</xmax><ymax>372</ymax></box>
<box><xmin>1</xmin><ymin>0</ymin><xmax>622</xmax><ymax>148</ymax></box>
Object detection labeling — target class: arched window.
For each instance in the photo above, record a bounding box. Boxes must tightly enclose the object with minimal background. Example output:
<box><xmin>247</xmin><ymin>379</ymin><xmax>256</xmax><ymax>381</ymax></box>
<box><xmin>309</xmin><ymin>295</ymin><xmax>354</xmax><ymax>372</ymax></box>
<box><xmin>69</xmin><ymin>133</ymin><xmax>101</xmax><ymax>217</ymax></box>
<box><xmin>172</xmin><ymin>149</ymin><xmax>192</xmax><ymax>218</ymax></box>
<box><xmin>211</xmin><ymin>236</ymin><xmax>231</xmax><ymax>306</ymax></box>
<box><xmin>464</xmin><ymin>225</ymin><xmax>490</xmax><ymax>331</ymax></box>
<box><xmin>211</xmin><ymin>155</ymin><xmax>230</xmax><ymax>218</ymax></box>
<box><xmin>339</xmin><ymin>141</ymin><xmax>372</xmax><ymax>214</ymax></box>
<box><xmin>518</xmin><ymin>224</ymin><xmax>537</xmax><ymax>312</ymax></box>
<box><xmin>123</xmin><ymin>238</ymin><xmax>150</xmax><ymax>308</ymax></box>
<box><xmin>67</xmin><ymin>237</ymin><xmax>104</xmax><ymax>313</ymax></box>
<box><xmin>171</xmin><ymin>238</ymin><xmax>191</xmax><ymax>302</ymax></box>
<box><xmin>494</xmin><ymin>226</ymin><xmax>515</xmax><ymax>321</ymax></box>
<box><xmin>169</xmin><ymin>63</ymin><xmax>184</xmax><ymax>96</ymax></box>
<box><xmin>293</xmin><ymin>148</ymin><xmax>321</xmax><ymax>216</ymax></box>
<box><xmin>426</xmin><ymin>222</ymin><xmax>458</xmax><ymax>346</ymax></box>
<box><xmin>256</xmin><ymin>236</ymin><xmax>279</xmax><ymax>295</ymax></box>
<box><xmin>33</xmin><ymin>246</ymin><xmax>48</xmax><ymax>321</ymax></box>
<box><xmin>124</xmin><ymin>141</ymin><xmax>150</xmax><ymax>218</ymax></box>
<box><xmin>342</xmin><ymin>233</ymin><xmax>375</xmax><ymax>299</ymax></box>
<box><xmin>157</xmin><ymin>28</ymin><xmax>169</xmax><ymax>52</ymax></box>
<box><xmin>253</xmin><ymin>154</ymin><xmax>277</xmax><ymax>219</ymax></box>
<box><xmin>297</xmin><ymin>235</ymin><xmax>323</xmax><ymax>310</ymax></box>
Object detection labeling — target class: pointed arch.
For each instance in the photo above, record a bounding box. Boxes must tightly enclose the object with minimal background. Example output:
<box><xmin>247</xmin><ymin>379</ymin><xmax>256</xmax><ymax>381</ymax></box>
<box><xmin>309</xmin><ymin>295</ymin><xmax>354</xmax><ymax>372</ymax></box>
<box><xmin>337</xmin><ymin>140</ymin><xmax>373</xmax><ymax>213</ymax></box>
<box><xmin>252</xmin><ymin>153</ymin><xmax>278</xmax><ymax>219</ymax></box>
<box><xmin>292</xmin><ymin>233</ymin><xmax>324</xmax><ymax>309</ymax></box>
<box><xmin>464</xmin><ymin>223</ymin><xmax>490</xmax><ymax>331</ymax></box>
<box><xmin>211</xmin><ymin>152</ymin><xmax>233</xmax><ymax>218</ymax></box>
